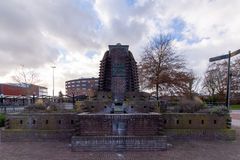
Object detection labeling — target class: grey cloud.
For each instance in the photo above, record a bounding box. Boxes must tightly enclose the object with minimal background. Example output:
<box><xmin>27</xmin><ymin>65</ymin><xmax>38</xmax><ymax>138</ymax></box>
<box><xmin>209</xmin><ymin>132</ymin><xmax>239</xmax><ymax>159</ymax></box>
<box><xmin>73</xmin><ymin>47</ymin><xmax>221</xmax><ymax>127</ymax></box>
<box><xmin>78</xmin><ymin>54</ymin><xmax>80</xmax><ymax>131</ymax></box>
<box><xmin>0</xmin><ymin>0</ymin><xmax>100</xmax><ymax>76</ymax></box>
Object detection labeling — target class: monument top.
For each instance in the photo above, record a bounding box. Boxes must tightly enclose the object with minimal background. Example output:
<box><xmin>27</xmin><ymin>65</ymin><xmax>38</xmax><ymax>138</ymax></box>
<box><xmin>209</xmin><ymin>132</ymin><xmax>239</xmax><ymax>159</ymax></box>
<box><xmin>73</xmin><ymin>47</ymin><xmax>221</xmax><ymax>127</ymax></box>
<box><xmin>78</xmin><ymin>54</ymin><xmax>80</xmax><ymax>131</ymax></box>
<box><xmin>98</xmin><ymin>44</ymin><xmax>139</xmax><ymax>103</ymax></box>
<box><xmin>108</xmin><ymin>43</ymin><xmax>129</xmax><ymax>50</ymax></box>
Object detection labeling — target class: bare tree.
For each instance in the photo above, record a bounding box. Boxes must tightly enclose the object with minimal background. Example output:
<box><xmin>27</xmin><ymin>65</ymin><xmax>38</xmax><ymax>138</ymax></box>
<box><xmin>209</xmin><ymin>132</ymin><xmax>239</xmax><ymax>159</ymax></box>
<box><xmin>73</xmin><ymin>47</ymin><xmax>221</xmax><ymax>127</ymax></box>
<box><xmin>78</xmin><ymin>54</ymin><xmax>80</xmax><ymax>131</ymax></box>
<box><xmin>139</xmin><ymin>34</ymin><xmax>188</xmax><ymax>99</ymax></box>
<box><xmin>12</xmin><ymin>65</ymin><xmax>40</xmax><ymax>85</ymax></box>
<box><xmin>182</xmin><ymin>71</ymin><xmax>201</xmax><ymax>99</ymax></box>
<box><xmin>230</xmin><ymin>57</ymin><xmax>240</xmax><ymax>102</ymax></box>
<box><xmin>12</xmin><ymin>65</ymin><xmax>40</xmax><ymax>104</ymax></box>
<box><xmin>203</xmin><ymin>61</ymin><xmax>228</xmax><ymax>102</ymax></box>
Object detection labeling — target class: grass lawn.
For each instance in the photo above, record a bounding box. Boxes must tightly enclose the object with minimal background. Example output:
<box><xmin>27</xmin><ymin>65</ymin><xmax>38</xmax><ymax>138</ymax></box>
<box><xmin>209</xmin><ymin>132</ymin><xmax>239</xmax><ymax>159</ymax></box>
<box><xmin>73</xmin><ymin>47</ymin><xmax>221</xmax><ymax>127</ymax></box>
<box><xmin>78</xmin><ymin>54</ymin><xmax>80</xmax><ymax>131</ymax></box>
<box><xmin>231</xmin><ymin>104</ymin><xmax>240</xmax><ymax>110</ymax></box>
<box><xmin>0</xmin><ymin>113</ymin><xmax>5</xmax><ymax>127</ymax></box>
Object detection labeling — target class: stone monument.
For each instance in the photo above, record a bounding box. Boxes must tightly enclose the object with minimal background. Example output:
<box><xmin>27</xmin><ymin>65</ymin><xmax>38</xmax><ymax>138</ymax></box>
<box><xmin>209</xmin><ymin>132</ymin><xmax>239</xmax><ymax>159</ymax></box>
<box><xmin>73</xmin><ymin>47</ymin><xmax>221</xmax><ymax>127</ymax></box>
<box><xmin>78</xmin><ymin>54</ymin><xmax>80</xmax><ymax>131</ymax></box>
<box><xmin>71</xmin><ymin>43</ymin><xmax>168</xmax><ymax>151</ymax></box>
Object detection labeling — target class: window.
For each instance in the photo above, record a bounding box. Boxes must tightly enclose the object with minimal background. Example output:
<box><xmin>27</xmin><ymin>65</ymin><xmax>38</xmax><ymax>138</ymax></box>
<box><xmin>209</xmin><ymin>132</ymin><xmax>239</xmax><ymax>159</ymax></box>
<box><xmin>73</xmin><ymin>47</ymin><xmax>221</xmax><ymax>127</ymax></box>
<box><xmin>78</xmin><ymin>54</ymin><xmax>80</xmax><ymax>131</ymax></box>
<box><xmin>82</xmin><ymin>84</ymin><xmax>86</xmax><ymax>87</ymax></box>
<box><xmin>46</xmin><ymin>120</ymin><xmax>49</xmax><ymax>124</ymax></box>
<box><xmin>33</xmin><ymin>120</ymin><xmax>36</xmax><ymax>124</ymax></box>
<box><xmin>214</xmin><ymin>120</ymin><xmax>217</xmax><ymax>124</ymax></box>
<box><xmin>20</xmin><ymin>120</ymin><xmax>23</xmax><ymax>124</ymax></box>
<box><xmin>201</xmin><ymin>120</ymin><xmax>204</xmax><ymax>125</ymax></box>
<box><xmin>164</xmin><ymin>120</ymin><xmax>167</xmax><ymax>124</ymax></box>
<box><xmin>71</xmin><ymin>120</ymin><xmax>74</xmax><ymax>125</ymax></box>
<box><xmin>176</xmin><ymin>120</ymin><xmax>179</xmax><ymax>124</ymax></box>
<box><xmin>58</xmin><ymin>120</ymin><xmax>62</xmax><ymax>124</ymax></box>
<box><xmin>189</xmin><ymin>120</ymin><xmax>192</xmax><ymax>124</ymax></box>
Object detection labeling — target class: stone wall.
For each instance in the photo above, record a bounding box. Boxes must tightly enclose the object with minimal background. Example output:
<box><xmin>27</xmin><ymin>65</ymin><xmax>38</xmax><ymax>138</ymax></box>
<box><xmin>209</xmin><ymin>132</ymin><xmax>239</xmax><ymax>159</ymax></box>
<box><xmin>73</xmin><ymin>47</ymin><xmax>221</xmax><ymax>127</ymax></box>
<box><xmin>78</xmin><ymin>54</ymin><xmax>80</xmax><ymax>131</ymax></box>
<box><xmin>75</xmin><ymin>113</ymin><xmax>163</xmax><ymax>136</ymax></box>
<box><xmin>1</xmin><ymin>113</ymin><xmax>76</xmax><ymax>142</ymax></box>
<box><xmin>0</xmin><ymin>112</ymin><xmax>236</xmax><ymax>142</ymax></box>
<box><xmin>162</xmin><ymin>113</ymin><xmax>235</xmax><ymax>140</ymax></box>
<box><xmin>1</xmin><ymin>129</ymin><xmax>73</xmax><ymax>142</ymax></box>
<box><xmin>163</xmin><ymin>113</ymin><xmax>230</xmax><ymax>129</ymax></box>
<box><xmin>125</xmin><ymin>100</ymin><xmax>157</xmax><ymax>113</ymax></box>
<box><xmin>5</xmin><ymin>113</ymin><xmax>77</xmax><ymax>130</ymax></box>
<box><xmin>82</xmin><ymin>100</ymin><xmax>112</xmax><ymax>113</ymax></box>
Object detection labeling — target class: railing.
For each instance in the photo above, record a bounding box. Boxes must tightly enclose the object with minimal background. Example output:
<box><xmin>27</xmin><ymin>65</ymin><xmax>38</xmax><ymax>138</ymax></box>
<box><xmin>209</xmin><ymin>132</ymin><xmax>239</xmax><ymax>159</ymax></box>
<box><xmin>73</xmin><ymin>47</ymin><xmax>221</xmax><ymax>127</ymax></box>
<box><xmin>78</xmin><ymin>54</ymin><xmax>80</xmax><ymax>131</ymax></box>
<box><xmin>0</xmin><ymin>105</ymin><xmax>25</xmax><ymax>113</ymax></box>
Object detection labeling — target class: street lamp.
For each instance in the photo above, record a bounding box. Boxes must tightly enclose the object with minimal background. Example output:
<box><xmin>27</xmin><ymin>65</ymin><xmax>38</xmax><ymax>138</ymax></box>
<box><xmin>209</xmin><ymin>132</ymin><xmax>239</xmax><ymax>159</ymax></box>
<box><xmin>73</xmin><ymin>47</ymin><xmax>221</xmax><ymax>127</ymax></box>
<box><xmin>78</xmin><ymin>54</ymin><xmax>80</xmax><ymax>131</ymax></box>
<box><xmin>51</xmin><ymin>66</ymin><xmax>56</xmax><ymax>102</ymax></box>
<box><xmin>0</xmin><ymin>94</ymin><xmax>4</xmax><ymax>104</ymax></box>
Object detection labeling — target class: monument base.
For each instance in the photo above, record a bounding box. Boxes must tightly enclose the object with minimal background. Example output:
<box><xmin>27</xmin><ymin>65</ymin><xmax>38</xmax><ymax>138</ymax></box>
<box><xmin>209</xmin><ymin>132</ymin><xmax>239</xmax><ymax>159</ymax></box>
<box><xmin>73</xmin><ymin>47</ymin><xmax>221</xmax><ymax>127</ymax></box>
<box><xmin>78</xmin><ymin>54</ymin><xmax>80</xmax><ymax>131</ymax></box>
<box><xmin>71</xmin><ymin>135</ymin><xmax>168</xmax><ymax>151</ymax></box>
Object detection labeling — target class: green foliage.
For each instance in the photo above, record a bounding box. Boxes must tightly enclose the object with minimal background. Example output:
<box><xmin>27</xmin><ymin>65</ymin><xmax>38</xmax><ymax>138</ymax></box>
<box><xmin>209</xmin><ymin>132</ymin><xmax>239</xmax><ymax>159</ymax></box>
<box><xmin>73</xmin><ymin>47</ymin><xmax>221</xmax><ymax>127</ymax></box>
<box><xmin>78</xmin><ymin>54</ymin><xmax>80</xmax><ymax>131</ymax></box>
<box><xmin>25</xmin><ymin>103</ymin><xmax>46</xmax><ymax>111</ymax></box>
<box><xmin>178</xmin><ymin>97</ymin><xmax>206</xmax><ymax>113</ymax></box>
<box><xmin>209</xmin><ymin>106</ymin><xmax>229</xmax><ymax>116</ymax></box>
<box><xmin>231</xmin><ymin>104</ymin><xmax>240</xmax><ymax>110</ymax></box>
<box><xmin>0</xmin><ymin>113</ymin><xmax>5</xmax><ymax>127</ymax></box>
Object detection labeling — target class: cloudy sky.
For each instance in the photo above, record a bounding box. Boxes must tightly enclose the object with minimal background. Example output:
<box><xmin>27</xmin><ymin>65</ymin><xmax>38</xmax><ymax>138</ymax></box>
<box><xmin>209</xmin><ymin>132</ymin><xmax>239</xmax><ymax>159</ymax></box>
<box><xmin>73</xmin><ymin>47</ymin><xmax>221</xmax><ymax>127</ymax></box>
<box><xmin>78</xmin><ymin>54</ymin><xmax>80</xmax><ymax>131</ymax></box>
<box><xmin>1</xmin><ymin>0</ymin><xmax>240</xmax><ymax>95</ymax></box>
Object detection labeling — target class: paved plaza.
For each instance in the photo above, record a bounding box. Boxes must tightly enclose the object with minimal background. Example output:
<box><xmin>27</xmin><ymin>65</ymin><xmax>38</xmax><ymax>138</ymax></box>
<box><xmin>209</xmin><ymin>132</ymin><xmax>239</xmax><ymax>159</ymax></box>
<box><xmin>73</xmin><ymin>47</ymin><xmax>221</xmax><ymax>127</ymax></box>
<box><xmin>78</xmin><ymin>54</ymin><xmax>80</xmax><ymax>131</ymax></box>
<box><xmin>0</xmin><ymin>111</ymin><xmax>239</xmax><ymax>160</ymax></box>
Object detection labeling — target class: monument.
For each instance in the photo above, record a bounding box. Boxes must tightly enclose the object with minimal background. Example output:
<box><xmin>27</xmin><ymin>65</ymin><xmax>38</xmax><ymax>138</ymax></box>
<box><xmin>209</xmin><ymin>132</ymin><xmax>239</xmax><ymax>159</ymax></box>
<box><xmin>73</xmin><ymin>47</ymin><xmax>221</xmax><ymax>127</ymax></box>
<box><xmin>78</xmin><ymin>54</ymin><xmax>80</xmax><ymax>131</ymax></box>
<box><xmin>0</xmin><ymin>44</ymin><xmax>235</xmax><ymax>152</ymax></box>
<box><xmin>71</xmin><ymin>43</ymin><xmax>168</xmax><ymax>151</ymax></box>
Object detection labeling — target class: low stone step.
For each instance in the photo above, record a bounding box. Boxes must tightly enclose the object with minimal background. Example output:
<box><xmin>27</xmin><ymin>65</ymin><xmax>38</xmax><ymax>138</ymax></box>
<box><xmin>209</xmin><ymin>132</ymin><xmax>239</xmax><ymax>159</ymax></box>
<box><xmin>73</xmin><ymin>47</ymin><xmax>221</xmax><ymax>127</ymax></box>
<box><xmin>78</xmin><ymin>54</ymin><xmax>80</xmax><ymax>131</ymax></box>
<box><xmin>71</xmin><ymin>135</ymin><xmax>168</xmax><ymax>151</ymax></box>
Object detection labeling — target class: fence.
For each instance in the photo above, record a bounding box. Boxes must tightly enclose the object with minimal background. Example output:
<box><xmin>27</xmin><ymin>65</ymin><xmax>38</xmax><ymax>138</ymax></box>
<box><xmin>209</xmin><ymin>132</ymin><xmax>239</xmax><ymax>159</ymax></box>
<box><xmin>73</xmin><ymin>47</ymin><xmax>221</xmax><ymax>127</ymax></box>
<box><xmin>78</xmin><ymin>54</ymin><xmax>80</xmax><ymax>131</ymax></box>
<box><xmin>0</xmin><ymin>105</ymin><xmax>25</xmax><ymax>113</ymax></box>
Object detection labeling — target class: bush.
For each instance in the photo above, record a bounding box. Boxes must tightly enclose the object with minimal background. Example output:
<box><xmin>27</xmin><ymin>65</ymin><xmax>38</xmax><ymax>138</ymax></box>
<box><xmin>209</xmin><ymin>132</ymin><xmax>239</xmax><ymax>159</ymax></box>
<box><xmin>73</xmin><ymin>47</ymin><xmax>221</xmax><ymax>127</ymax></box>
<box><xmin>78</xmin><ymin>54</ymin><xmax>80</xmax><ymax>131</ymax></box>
<box><xmin>0</xmin><ymin>113</ymin><xmax>5</xmax><ymax>127</ymax></box>
<box><xmin>178</xmin><ymin>97</ymin><xmax>206</xmax><ymax>113</ymax></box>
<box><xmin>209</xmin><ymin>106</ymin><xmax>229</xmax><ymax>115</ymax></box>
<box><xmin>198</xmin><ymin>106</ymin><xmax>229</xmax><ymax>116</ymax></box>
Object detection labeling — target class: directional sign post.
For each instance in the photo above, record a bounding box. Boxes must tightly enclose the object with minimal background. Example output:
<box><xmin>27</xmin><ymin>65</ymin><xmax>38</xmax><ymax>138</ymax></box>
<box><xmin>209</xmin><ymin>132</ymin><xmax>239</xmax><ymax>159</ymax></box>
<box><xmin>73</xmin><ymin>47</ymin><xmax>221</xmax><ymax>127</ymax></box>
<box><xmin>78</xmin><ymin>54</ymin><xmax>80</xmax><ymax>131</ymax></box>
<box><xmin>209</xmin><ymin>49</ymin><xmax>240</xmax><ymax>110</ymax></box>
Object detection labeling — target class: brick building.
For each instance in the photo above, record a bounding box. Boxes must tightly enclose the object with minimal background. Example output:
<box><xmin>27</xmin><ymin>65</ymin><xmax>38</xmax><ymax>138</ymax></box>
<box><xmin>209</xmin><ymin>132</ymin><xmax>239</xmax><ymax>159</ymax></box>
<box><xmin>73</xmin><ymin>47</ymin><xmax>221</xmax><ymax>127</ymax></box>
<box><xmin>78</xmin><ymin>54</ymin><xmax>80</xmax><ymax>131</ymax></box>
<box><xmin>0</xmin><ymin>83</ymin><xmax>48</xmax><ymax>97</ymax></box>
<box><xmin>65</xmin><ymin>78</ymin><xmax>98</xmax><ymax>97</ymax></box>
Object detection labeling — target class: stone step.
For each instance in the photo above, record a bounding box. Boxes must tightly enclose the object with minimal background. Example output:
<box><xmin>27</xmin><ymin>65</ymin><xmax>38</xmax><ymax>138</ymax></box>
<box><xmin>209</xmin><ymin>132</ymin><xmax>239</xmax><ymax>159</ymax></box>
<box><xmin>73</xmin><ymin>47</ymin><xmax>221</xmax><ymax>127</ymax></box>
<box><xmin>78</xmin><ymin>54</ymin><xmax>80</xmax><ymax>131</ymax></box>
<box><xmin>71</xmin><ymin>135</ymin><xmax>168</xmax><ymax>151</ymax></box>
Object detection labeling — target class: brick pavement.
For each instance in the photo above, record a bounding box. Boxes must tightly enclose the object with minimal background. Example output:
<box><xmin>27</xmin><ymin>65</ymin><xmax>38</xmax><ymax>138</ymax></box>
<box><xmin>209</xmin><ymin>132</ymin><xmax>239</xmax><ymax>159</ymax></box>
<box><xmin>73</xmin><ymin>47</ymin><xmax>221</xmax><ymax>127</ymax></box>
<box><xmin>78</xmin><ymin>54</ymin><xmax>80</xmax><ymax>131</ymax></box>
<box><xmin>231</xmin><ymin>110</ymin><xmax>240</xmax><ymax>127</ymax></box>
<box><xmin>0</xmin><ymin>127</ymin><xmax>240</xmax><ymax>160</ymax></box>
<box><xmin>0</xmin><ymin>111</ymin><xmax>239</xmax><ymax>160</ymax></box>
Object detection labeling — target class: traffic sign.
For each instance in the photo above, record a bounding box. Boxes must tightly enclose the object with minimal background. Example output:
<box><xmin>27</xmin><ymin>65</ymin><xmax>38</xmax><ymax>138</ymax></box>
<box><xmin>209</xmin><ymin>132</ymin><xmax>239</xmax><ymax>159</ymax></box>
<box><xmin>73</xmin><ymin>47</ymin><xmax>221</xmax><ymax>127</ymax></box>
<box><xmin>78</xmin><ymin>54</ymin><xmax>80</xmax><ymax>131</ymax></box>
<box><xmin>209</xmin><ymin>49</ymin><xmax>240</xmax><ymax>62</ymax></box>
<box><xmin>209</xmin><ymin>54</ymin><xmax>229</xmax><ymax>62</ymax></box>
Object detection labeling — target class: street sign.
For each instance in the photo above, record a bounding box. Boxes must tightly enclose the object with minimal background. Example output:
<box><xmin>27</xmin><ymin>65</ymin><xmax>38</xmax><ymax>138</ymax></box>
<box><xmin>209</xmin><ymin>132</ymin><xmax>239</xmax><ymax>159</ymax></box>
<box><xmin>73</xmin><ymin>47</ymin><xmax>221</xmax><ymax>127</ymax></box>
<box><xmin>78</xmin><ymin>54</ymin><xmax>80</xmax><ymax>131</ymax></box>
<box><xmin>209</xmin><ymin>49</ymin><xmax>240</xmax><ymax>62</ymax></box>
<box><xmin>209</xmin><ymin>54</ymin><xmax>229</xmax><ymax>62</ymax></box>
<box><xmin>230</xmin><ymin>49</ymin><xmax>240</xmax><ymax>57</ymax></box>
<box><xmin>209</xmin><ymin>49</ymin><xmax>240</xmax><ymax>110</ymax></box>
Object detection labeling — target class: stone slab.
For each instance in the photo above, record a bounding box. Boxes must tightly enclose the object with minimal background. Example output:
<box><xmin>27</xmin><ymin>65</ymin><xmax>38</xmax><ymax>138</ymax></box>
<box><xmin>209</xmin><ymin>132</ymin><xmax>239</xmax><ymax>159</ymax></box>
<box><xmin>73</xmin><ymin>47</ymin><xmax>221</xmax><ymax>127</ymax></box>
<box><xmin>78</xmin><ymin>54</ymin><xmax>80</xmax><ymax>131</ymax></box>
<box><xmin>71</xmin><ymin>135</ymin><xmax>168</xmax><ymax>152</ymax></box>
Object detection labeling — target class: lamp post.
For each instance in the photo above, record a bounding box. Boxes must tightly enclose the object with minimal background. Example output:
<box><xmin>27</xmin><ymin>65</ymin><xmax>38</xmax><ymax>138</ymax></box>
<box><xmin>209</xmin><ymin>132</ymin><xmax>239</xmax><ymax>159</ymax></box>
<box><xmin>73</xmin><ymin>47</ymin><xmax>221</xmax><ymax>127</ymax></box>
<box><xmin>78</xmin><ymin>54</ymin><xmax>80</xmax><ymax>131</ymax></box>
<box><xmin>0</xmin><ymin>94</ymin><xmax>5</xmax><ymax>113</ymax></box>
<box><xmin>52</xmin><ymin>66</ymin><xmax>56</xmax><ymax>102</ymax></box>
<box><xmin>0</xmin><ymin>94</ymin><xmax>3</xmax><ymax>104</ymax></box>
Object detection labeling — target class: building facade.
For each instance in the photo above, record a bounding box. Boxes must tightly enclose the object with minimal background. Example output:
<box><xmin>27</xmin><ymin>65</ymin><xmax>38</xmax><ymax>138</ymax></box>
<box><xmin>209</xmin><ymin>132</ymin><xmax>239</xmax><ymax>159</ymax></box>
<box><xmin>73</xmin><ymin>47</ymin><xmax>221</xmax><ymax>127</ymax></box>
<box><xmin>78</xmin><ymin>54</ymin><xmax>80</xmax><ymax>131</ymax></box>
<box><xmin>0</xmin><ymin>83</ymin><xmax>48</xmax><ymax>97</ymax></box>
<box><xmin>65</xmin><ymin>78</ymin><xmax>98</xmax><ymax>97</ymax></box>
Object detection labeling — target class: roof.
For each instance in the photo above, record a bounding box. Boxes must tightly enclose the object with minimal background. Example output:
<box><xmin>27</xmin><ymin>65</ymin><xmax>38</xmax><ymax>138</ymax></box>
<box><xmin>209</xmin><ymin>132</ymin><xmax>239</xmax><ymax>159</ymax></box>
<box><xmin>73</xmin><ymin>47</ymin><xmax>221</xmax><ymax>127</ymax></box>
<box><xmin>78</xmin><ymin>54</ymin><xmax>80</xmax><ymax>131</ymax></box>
<box><xmin>65</xmin><ymin>77</ymin><xmax>99</xmax><ymax>83</ymax></box>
